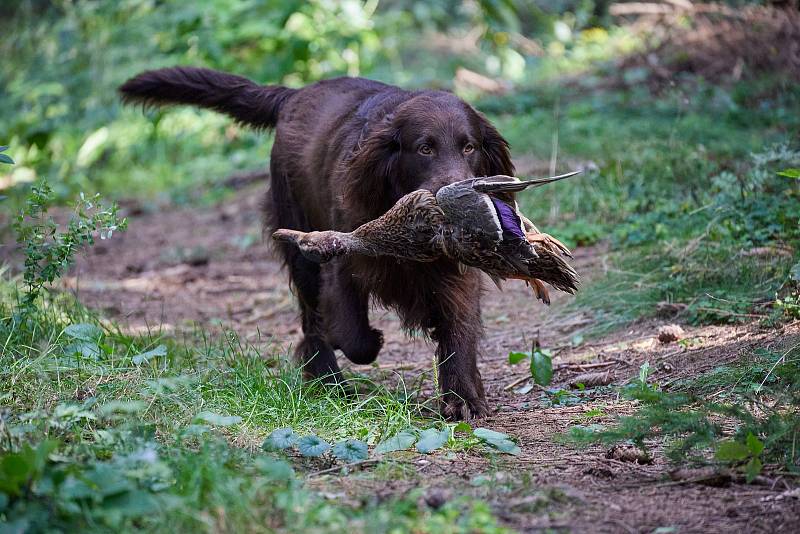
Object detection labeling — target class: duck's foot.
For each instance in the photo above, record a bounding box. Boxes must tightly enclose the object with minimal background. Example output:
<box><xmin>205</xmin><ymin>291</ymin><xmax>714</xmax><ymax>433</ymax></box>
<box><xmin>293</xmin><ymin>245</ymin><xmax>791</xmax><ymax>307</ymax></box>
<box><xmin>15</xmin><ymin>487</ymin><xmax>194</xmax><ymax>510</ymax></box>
<box><xmin>526</xmin><ymin>232</ymin><xmax>573</xmax><ymax>257</ymax></box>
<box><xmin>272</xmin><ymin>228</ymin><xmax>343</xmax><ymax>263</ymax></box>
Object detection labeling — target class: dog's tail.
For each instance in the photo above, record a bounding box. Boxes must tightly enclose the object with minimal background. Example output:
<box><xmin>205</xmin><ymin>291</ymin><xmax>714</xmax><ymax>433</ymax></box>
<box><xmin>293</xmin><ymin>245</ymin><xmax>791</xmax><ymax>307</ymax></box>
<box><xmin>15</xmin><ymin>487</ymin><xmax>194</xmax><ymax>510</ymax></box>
<box><xmin>119</xmin><ymin>67</ymin><xmax>296</xmax><ymax>129</ymax></box>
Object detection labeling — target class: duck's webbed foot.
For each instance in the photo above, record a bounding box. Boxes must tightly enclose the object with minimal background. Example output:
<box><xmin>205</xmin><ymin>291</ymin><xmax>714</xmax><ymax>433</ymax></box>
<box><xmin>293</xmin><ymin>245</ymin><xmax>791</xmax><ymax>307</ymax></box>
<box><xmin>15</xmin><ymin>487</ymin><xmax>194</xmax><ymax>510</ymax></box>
<box><xmin>526</xmin><ymin>232</ymin><xmax>573</xmax><ymax>258</ymax></box>
<box><xmin>272</xmin><ymin>229</ymin><xmax>347</xmax><ymax>264</ymax></box>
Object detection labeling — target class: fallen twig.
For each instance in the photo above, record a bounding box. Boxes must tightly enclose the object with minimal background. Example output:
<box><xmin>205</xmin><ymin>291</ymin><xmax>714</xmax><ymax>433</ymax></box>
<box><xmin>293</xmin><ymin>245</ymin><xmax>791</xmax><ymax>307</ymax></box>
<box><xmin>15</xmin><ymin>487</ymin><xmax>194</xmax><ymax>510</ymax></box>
<box><xmin>307</xmin><ymin>459</ymin><xmax>380</xmax><ymax>477</ymax></box>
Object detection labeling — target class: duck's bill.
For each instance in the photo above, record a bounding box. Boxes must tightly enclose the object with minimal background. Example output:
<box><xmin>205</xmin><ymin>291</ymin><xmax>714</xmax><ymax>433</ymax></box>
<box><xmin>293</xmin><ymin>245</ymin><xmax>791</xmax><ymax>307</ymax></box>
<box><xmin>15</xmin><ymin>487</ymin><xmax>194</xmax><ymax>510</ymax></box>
<box><xmin>473</xmin><ymin>170</ymin><xmax>582</xmax><ymax>193</ymax></box>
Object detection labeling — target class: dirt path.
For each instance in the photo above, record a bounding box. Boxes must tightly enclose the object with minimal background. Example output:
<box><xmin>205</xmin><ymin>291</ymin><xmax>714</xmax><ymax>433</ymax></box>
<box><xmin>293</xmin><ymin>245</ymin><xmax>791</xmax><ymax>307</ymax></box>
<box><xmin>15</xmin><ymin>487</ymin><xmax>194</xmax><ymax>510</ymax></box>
<box><xmin>64</xmin><ymin>184</ymin><xmax>800</xmax><ymax>532</ymax></box>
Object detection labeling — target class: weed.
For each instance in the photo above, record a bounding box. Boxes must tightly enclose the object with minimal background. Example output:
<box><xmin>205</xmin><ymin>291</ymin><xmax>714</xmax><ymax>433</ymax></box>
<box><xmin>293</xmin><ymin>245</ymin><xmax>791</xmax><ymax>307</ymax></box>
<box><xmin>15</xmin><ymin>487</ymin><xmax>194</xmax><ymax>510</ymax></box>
<box><xmin>11</xmin><ymin>181</ymin><xmax>126</xmax><ymax>314</ymax></box>
<box><xmin>567</xmin><ymin>342</ymin><xmax>800</xmax><ymax>474</ymax></box>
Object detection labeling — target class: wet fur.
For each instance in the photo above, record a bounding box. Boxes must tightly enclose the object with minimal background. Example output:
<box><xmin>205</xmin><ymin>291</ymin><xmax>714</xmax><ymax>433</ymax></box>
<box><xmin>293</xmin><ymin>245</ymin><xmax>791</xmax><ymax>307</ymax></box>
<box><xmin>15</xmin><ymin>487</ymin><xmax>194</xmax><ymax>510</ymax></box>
<box><xmin>120</xmin><ymin>67</ymin><xmax>514</xmax><ymax>419</ymax></box>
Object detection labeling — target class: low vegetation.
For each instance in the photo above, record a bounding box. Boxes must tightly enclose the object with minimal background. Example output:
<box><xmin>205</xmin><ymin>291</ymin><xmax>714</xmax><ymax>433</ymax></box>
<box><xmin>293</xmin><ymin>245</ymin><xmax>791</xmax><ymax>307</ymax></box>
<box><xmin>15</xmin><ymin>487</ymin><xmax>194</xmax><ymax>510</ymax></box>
<box><xmin>3</xmin><ymin>0</ymin><xmax>800</xmax><ymax>530</ymax></box>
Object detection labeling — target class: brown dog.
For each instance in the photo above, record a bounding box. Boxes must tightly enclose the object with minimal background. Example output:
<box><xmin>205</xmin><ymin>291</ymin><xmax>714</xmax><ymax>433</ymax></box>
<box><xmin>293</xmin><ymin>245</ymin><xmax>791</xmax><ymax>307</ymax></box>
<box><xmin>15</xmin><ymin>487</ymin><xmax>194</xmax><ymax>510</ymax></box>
<box><xmin>120</xmin><ymin>68</ymin><xmax>515</xmax><ymax>419</ymax></box>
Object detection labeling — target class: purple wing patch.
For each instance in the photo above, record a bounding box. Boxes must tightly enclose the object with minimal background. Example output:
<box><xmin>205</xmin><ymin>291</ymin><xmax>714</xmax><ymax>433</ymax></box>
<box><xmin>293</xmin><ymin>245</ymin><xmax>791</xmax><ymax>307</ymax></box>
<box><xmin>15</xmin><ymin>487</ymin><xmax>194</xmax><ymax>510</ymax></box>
<box><xmin>490</xmin><ymin>197</ymin><xmax>525</xmax><ymax>240</ymax></box>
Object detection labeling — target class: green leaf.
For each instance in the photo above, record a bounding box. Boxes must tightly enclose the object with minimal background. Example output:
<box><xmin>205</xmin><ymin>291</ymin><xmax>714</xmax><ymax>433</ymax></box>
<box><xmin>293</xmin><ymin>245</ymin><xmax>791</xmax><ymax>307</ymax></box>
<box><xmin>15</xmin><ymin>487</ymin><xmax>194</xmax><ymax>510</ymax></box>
<box><xmin>64</xmin><ymin>341</ymin><xmax>101</xmax><ymax>359</ymax></box>
<box><xmin>0</xmin><ymin>153</ymin><xmax>14</xmax><ymax>165</ymax></box>
<box><xmin>744</xmin><ymin>457</ymin><xmax>762</xmax><ymax>483</ymax></box>
<box><xmin>297</xmin><ymin>435</ymin><xmax>330</xmax><ymax>457</ymax></box>
<box><xmin>332</xmin><ymin>439</ymin><xmax>369</xmax><ymax>462</ymax></box>
<box><xmin>530</xmin><ymin>349</ymin><xmax>553</xmax><ymax>386</ymax></box>
<box><xmin>746</xmin><ymin>433</ymin><xmax>764</xmax><ymax>457</ymax></box>
<box><xmin>131</xmin><ymin>345</ymin><xmax>167</xmax><ymax>365</ymax></box>
<box><xmin>255</xmin><ymin>457</ymin><xmax>295</xmax><ymax>482</ymax></box>
<box><xmin>715</xmin><ymin>440</ymin><xmax>750</xmax><ymax>462</ymax></box>
<box><xmin>262</xmin><ymin>428</ymin><xmax>297</xmax><ymax>451</ymax></box>
<box><xmin>193</xmin><ymin>411</ymin><xmax>242</xmax><ymax>427</ymax></box>
<box><xmin>415</xmin><ymin>427</ymin><xmax>450</xmax><ymax>454</ymax></box>
<box><xmin>2</xmin><ymin>455</ymin><xmax>31</xmax><ymax>479</ymax></box>
<box><xmin>473</xmin><ymin>428</ymin><xmax>521</xmax><ymax>455</ymax></box>
<box><xmin>508</xmin><ymin>351</ymin><xmax>529</xmax><ymax>364</ymax></box>
<box><xmin>453</xmin><ymin>422</ymin><xmax>472</xmax><ymax>434</ymax></box>
<box><xmin>63</xmin><ymin>323</ymin><xmax>103</xmax><ymax>342</ymax></box>
<box><xmin>777</xmin><ymin>168</ymin><xmax>800</xmax><ymax>179</ymax></box>
<box><xmin>374</xmin><ymin>430</ymin><xmax>417</xmax><ymax>454</ymax></box>
<box><xmin>472</xmin><ymin>428</ymin><xmax>508</xmax><ymax>441</ymax></box>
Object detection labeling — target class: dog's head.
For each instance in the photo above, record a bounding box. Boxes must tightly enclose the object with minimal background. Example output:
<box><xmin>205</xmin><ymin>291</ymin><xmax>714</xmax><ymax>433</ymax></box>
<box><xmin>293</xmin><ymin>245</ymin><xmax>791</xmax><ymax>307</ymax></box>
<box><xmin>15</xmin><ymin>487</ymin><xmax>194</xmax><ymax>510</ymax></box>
<box><xmin>344</xmin><ymin>91</ymin><xmax>514</xmax><ymax>223</ymax></box>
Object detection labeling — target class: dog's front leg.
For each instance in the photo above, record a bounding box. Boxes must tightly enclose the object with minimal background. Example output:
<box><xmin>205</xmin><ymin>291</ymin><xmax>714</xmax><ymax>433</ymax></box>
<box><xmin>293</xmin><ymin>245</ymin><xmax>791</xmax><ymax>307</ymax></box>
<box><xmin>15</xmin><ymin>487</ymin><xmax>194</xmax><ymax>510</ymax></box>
<box><xmin>431</xmin><ymin>270</ymin><xmax>490</xmax><ymax>421</ymax></box>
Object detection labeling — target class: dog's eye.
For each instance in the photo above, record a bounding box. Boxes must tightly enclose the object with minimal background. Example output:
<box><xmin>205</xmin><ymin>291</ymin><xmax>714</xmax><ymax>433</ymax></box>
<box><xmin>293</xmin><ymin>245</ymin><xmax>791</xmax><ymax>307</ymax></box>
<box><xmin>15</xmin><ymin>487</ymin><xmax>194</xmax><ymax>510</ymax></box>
<box><xmin>463</xmin><ymin>143</ymin><xmax>475</xmax><ymax>154</ymax></box>
<box><xmin>417</xmin><ymin>144</ymin><xmax>433</xmax><ymax>156</ymax></box>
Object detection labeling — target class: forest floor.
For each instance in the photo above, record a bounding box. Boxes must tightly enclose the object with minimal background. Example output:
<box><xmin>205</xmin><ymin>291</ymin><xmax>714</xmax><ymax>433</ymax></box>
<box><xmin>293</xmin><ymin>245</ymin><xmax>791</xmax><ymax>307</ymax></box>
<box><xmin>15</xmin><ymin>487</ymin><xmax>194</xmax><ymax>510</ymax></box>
<box><xmin>62</xmin><ymin>181</ymin><xmax>800</xmax><ymax>533</ymax></box>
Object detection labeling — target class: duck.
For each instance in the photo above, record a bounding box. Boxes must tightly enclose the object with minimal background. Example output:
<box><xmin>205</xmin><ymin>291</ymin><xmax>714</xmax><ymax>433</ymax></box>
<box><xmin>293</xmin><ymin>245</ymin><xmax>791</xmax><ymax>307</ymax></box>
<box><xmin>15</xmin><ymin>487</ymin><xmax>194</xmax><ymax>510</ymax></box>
<box><xmin>273</xmin><ymin>171</ymin><xmax>581</xmax><ymax>304</ymax></box>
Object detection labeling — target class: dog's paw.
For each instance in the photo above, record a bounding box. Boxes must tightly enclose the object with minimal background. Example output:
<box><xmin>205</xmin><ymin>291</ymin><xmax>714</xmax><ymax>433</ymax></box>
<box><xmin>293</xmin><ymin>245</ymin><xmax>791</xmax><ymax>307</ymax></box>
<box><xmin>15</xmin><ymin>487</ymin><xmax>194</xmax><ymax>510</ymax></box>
<box><xmin>440</xmin><ymin>392</ymin><xmax>490</xmax><ymax>421</ymax></box>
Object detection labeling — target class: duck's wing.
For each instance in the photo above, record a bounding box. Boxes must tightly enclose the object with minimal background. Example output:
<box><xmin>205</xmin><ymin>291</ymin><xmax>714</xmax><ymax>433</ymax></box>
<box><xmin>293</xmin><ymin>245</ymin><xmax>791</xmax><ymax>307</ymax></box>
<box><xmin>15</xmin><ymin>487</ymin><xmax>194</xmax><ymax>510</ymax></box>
<box><xmin>473</xmin><ymin>170</ymin><xmax>582</xmax><ymax>194</ymax></box>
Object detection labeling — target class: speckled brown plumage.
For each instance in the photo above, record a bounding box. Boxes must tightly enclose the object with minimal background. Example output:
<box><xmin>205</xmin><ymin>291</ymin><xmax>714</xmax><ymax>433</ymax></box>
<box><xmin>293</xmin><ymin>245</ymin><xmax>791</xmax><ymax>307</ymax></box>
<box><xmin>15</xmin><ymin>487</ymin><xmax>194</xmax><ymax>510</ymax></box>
<box><xmin>273</xmin><ymin>181</ymin><xmax>580</xmax><ymax>303</ymax></box>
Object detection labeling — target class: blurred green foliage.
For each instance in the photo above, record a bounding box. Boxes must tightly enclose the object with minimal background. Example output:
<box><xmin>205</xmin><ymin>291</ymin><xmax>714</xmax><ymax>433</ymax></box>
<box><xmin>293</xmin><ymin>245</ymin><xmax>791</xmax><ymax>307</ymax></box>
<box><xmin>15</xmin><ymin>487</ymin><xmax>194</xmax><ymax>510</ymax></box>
<box><xmin>1</xmin><ymin>0</ymin><xmax>799</xmax><ymax>326</ymax></box>
<box><xmin>0</xmin><ymin>0</ymin><xmax>629</xmax><ymax>203</ymax></box>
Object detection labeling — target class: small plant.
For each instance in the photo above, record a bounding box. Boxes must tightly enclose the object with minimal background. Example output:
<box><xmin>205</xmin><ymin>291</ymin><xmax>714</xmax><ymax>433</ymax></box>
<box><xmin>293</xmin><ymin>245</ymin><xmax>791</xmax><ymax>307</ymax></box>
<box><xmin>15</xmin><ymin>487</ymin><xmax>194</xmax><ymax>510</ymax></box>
<box><xmin>12</xmin><ymin>180</ymin><xmax>127</xmax><ymax>313</ymax></box>
<box><xmin>567</xmin><ymin>346</ymin><xmax>800</xmax><ymax>476</ymax></box>
<box><xmin>715</xmin><ymin>432</ymin><xmax>765</xmax><ymax>482</ymax></box>
<box><xmin>509</xmin><ymin>344</ymin><xmax>554</xmax><ymax>386</ymax></box>
<box><xmin>262</xmin><ymin>427</ymin><xmax>366</xmax><ymax>461</ymax></box>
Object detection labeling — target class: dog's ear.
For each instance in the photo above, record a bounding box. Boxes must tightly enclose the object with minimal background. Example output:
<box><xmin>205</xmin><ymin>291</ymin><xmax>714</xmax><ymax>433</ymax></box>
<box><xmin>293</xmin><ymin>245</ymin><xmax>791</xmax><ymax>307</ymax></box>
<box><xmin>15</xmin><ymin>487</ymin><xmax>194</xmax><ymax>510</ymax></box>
<box><xmin>477</xmin><ymin>112</ymin><xmax>514</xmax><ymax>176</ymax></box>
<box><xmin>342</xmin><ymin>117</ymin><xmax>402</xmax><ymax>225</ymax></box>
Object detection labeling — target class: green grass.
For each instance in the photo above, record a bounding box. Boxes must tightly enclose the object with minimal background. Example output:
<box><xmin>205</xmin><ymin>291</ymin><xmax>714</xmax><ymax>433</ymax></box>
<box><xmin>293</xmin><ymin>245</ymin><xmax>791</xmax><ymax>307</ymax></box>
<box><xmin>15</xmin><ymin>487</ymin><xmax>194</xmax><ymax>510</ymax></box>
<box><xmin>480</xmin><ymin>80</ymin><xmax>800</xmax><ymax>331</ymax></box>
<box><xmin>0</xmin><ymin>279</ymin><xmax>512</xmax><ymax>532</ymax></box>
<box><xmin>567</xmin><ymin>340</ymin><xmax>800</xmax><ymax>477</ymax></box>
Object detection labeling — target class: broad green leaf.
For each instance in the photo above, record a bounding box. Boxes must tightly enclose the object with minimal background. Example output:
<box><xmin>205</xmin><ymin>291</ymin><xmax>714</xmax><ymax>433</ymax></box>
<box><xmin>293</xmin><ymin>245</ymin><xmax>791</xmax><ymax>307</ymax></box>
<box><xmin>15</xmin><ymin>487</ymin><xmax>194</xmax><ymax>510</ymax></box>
<box><xmin>297</xmin><ymin>435</ymin><xmax>330</xmax><ymax>457</ymax></box>
<box><xmin>744</xmin><ymin>457</ymin><xmax>762</xmax><ymax>483</ymax></box>
<box><xmin>131</xmin><ymin>345</ymin><xmax>167</xmax><ymax>365</ymax></box>
<box><xmin>746</xmin><ymin>433</ymin><xmax>764</xmax><ymax>457</ymax></box>
<box><xmin>193</xmin><ymin>411</ymin><xmax>242</xmax><ymax>427</ymax></box>
<box><xmin>262</xmin><ymin>428</ymin><xmax>297</xmax><ymax>451</ymax></box>
<box><xmin>453</xmin><ymin>422</ymin><xmax>472</xmax><ymax>434</ymax></box>
<box><xmin>64</xmin><ymin>341</ymin><xmax>101</xmax><ymax>359</ymax></box>
<box><xmin>374</xmin><ymin>430</ymin><xmax>417</xmax><ymax>454</ymax></box>
<box><xmin>255</xmin><ymin>457</ymin><xmax>295</xmax><ymax>482</ymax></box>
<box><xmin>777</xmin><ymin>168</ymin><xmax>800</xmax><ymax>179</ymax></box>
<box><xmin>2</xmin><ymin>455</ymin><xmax>31</xmax><ymax>479</ymax></box>
<box><xmin>332</xmin><ymin>439</ymin><xmax>369</xmax><ymax>462</ymax></box>
<box><xmin>715</xmin><ymin>440</ymin><xmax>750</xmax><ymax>462</ymax></box>
<box><xmin>63</xmin><ymin>323</ymin><xmax>103</xmax><ymax>342</ymax></box>
<box><xmin>530</xmin><ymin>349</ymin><xmax>553</xmax><ymax>386</ymax></box>
<box><xmin>0</xmin><ymin>154</ymin><xmax>13</xmax><ymax>165</ymax></box>
<box><xmin>508</xmin><ymin>351</ymin><xmax>528</xmax><ymax>364</ymax></box>
<box><xmin>472</xmin><ymin>428</ymin><xmax>509</xmax><ymax>441</ymax></box>
<box><xmin>473</xmin><ymin>428</ymin><xmax>521</xmax><ymax>455</ymax></box>
<box><xmin>415</xmin><ymin>427</ymin><xmax>450</xmax><ymax>454</ymax></box>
